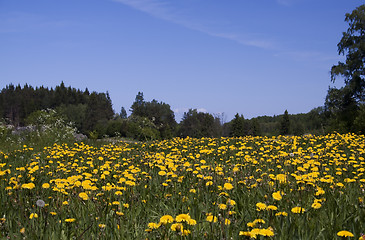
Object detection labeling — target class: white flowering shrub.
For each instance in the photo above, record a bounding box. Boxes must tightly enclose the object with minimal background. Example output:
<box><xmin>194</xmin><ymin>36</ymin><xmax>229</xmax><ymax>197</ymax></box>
<box><xmin>0</xmin><ymin>122</ymin><xmax>13</xmax><ymax>144</ymax></box>
<box><xmin>25</xmin><ymin>109</ymin><xmax>77</xmax><ymax>144</ymax></box>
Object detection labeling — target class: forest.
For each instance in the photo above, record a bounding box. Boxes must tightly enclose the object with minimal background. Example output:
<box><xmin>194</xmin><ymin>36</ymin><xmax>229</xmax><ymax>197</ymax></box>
<box><xmin>0</xmin><ymin>81</ymin><xmax>362</xmax><ymax>141</ymax></box>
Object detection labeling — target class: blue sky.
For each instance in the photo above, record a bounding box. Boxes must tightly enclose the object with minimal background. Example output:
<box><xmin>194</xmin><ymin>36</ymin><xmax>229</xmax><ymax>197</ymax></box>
<box><xmin>0</xmin><ymin>0</ymin><xmax>363</xmax><ymax>122</ymax></box>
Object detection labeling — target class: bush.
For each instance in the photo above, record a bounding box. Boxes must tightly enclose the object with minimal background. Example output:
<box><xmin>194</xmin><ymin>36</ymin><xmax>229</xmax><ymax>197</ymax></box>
<box><xmin>127</xmin><ymin>116</ymin><xmax>160</xmax><ymax>141</ymax></box>
<box><xmin>24</xmin><ymin>109</ymin><xmax>77</xmax><ymax>144</ymax></box>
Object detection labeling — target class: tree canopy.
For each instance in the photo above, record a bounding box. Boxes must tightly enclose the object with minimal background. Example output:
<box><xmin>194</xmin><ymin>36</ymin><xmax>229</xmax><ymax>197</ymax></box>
<box><xmin>130</xmin><ymin>92</ymin><xmax>177</xmax><ymax>139</ymax></box>
<box><xmin>331</xmin><ymin>4</ymin><xmax>365</xmax><ymax>103</ymax></box>
<box><xmin>326</xmin><ymin>4</ymin><xmax>365</xmax><ymax>133</ymax></box>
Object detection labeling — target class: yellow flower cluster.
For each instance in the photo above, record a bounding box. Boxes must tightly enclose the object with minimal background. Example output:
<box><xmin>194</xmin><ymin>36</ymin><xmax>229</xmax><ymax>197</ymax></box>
<box><xmin>146</xmin><ymin>213</ymin><xmax>196</xmax><ymax>236</ymax></box>
<box><xmin>0</xmin><ymin>133</ymin><xmax>364</xmax><ymax>238</ymax></box>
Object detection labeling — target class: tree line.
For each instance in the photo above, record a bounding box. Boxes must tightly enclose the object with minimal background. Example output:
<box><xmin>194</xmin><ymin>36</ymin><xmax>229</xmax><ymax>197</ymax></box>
<box><xmin>0</xmin><ymin>82</ymin><xmax>356</xmax><ymax>140</ymax></box>
<box><xmin>1</xmin><ymin>4</ymin><xmax>364</xmax><ymax>140</ymax></box>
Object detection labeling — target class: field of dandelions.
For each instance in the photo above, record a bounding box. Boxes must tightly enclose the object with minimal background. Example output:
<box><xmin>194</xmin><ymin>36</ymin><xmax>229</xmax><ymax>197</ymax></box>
<box><xmin>1</xmin><ymin>133</ymin><xmax>365</xmax><ymax>239</ymax></box>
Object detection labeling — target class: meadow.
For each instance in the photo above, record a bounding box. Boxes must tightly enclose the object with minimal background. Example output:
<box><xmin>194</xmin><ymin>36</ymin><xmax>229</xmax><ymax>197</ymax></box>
<box><xmin>0</xmin><ymin>133</ymin><xmax>365</xmax><ymax>239</ymax></box>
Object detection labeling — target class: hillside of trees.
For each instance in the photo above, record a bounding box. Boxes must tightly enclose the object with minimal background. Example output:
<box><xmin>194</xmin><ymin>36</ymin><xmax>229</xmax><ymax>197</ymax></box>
<box><xmin>0</xmin><ymin>82</ymin><xmax>360</xmax><ymax>141</ymax></box>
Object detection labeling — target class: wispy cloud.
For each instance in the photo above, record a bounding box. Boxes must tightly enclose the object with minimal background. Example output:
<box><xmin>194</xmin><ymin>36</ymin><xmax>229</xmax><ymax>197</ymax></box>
<box><xmin>113</xmin><ymin>0</ymin><xmax>335</xmax><ymax>61</ymax></box>
<box><xmin>112</xmin><ymin>0</ymin><xmax>274</xmax><ymax>49</ymax></box>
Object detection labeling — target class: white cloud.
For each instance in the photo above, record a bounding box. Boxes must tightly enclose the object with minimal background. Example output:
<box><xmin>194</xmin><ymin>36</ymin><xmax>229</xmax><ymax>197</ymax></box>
<box><xmin>112</xmin><ymin>0</ymin><xmax>274</xmax><ymax>49</ymax></box>
<box><xmin>173</xmin><ymin>107</ymin><xmax>207</xmax><ymax>114</ymax></box>
<box><xmin>173</xmin><ymin>107</ymin><xmax>189</xmax><ymax>114</ymax></box>
<box><xmin>197</xmin><ymin>108</ymin><xmax>207</xmax><ymax>113</ymax></box>
<box><xmin>173</xmin><ymin>107</ymin><xmax>209</xmax><ymax>122</ymax></box>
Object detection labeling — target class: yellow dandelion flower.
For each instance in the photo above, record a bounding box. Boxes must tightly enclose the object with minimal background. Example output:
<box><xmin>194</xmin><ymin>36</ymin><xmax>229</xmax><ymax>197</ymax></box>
<box><xmin>311</xmin><ymin>202</ymin><xmax>322</xmax><ymax>209</ymax></box>
<box><xmin>267</xmin><ymin>205</ymin><xmax>278</xmax><ymax>211</ymax></box>
<box><xmin>239</xmin><ymin>231</ymin><xmax>251</xmax><ymax>236</ymax></box>
<box><xmin>182</xmin><ymin>229</ymin><xmax>191</xmax><ymax>236</ymax></box>
<box><xmin>159</xmin><ymin>215</ymin><xmax>174</xmax><ymax>224</ymax></box>
<box><xmin>253</xmin><ymin>219</ymin><xmax>265</xmax><ymax>224</ymax></box>
<box><xmin>148</xmin><ymin>222</ymin><xmax>160</xmax><ymax>229</ymax></box>
<box><xmin>223</xmin><ymin>182</ymin><xmax>234</xmax><ymax>190</ymax></box>
<box><xmin>206</xmin><ymin>215</ymin><xmax>218</xmax><ymax>223</ymax></box>
<box><xmin>227</xmin><ymin>199</ymin><xmax>236</xmax><ymax>206</ymax></box>
<box><xmin>275</xmin><ymin>211</ymin><xmax>288</xmax><ymax>216</ymax></box>
<box><xmin>22</xmin><ymin>183</ymin><xmax>35</xmax><ymax>189</ymax></box>
<box><xmin>256</xmin><ymin>202</ymin><xmax>267</xmax><ymax>211</ymax></box>
<box><xmin>259</xmin><ymin>228</ymin><xmax>274</xmax><ymax>237</ymax></box>
<box><xmin>247</xmin><ymin>222</ymin><xmax>255</xmax><ymax>227</ymax></box>
<box><xmin>275</xmin><ymin>174</ymin><xmax>287</xmax><ymax>183</ymax></box>
<box><xmin>171</xmin><ymin>223</ymin><xmax>183</xmax><ymax>232</ymax></box>
<box><xmin>116</xmin><ymin>211</ymin><xmax>124</xmax><ymax>216</ymax></box>
<box><xmin>175</xmin><ymin>214</ymin><xmax>191</xmax><ymax>223</ymax></box>
<box><xmin>219</xmin><ymin>191</ymin><xmax>229</xmax><ymax>197</ymax></box>
<box><xmin>188</xmin><ymin>218</ymin><xmax>197</xmax><ymax>225</ymax></box>
<box><xmin>65</xmin><ymin>218</ymin><xmax>76</xmax><ymax>223</ymax></box>
<box><xmin>29</xmin><ymin>213</ymin><xmax>38</xmax><ymax>219</ymax></box>
<box><xmin>79</xmin><ymin>192</ymin><xmax>89</xmax><ymax>200</ymax></box>
<box><xmin>272</xmin><ymin>191</ymin><xmax>282</xmax><ymax>201</ymax></box>
<box><xmin>125</xmin><ymin>181</ymin><xmax>136</xmax><ymax>186</ymax></box>
<box><xmin>206</xmin><ymin>181</ymin><xmax>213</xmax><ymax>186</ymax></box>
<box><xmin>250</xmin><ymin>228</ymin><xmax>261</xmax><ymax>238</ymax></box>
<box><xmin>315</xmin><ymin>188</ymin><xmax>325</xmax><ymax>196</ymax></box>
<box><xmin>337</xmin><ymin>230</ymin><xmax>354</xmax><ymax>237</ymax></box>
<box><xmin>291</xmin><ymin>207</ymin><xmax>305</xmax><ymax>213</ymax></box>
<box><xmin>219</xmin><ymin>204</ymin><xmax>227</xmax><ymax>210</ymax></box>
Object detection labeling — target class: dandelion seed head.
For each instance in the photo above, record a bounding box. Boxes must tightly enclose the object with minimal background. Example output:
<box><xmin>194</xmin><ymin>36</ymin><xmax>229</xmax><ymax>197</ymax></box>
<box><xmin>36</xmin><ymin>199</ymin><xmax>45</xmax><ymax>208</ymax></box>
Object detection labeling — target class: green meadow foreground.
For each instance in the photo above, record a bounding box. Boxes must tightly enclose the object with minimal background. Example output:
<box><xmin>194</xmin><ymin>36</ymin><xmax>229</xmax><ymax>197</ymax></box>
<box><xmin>1</xmin><ymin>134</ymin><xmax>365</xmax><ymax>239</ymax></box>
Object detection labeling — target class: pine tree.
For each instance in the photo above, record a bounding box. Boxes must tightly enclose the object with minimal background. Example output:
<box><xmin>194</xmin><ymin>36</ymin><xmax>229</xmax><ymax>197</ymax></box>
<box><xmin>120</xmin><ymin>107</ymin><xmax>127</xmax><ymax>119</ymax></box>
<box><xmin>230</xmin><ymin>113</ymin><xmax>246</xmax><ymax>137</ymax></box>
<box><xmin>280</xmin><ymin>110</ymin><xmax>290</xmax><ymax>135</ymax></box>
